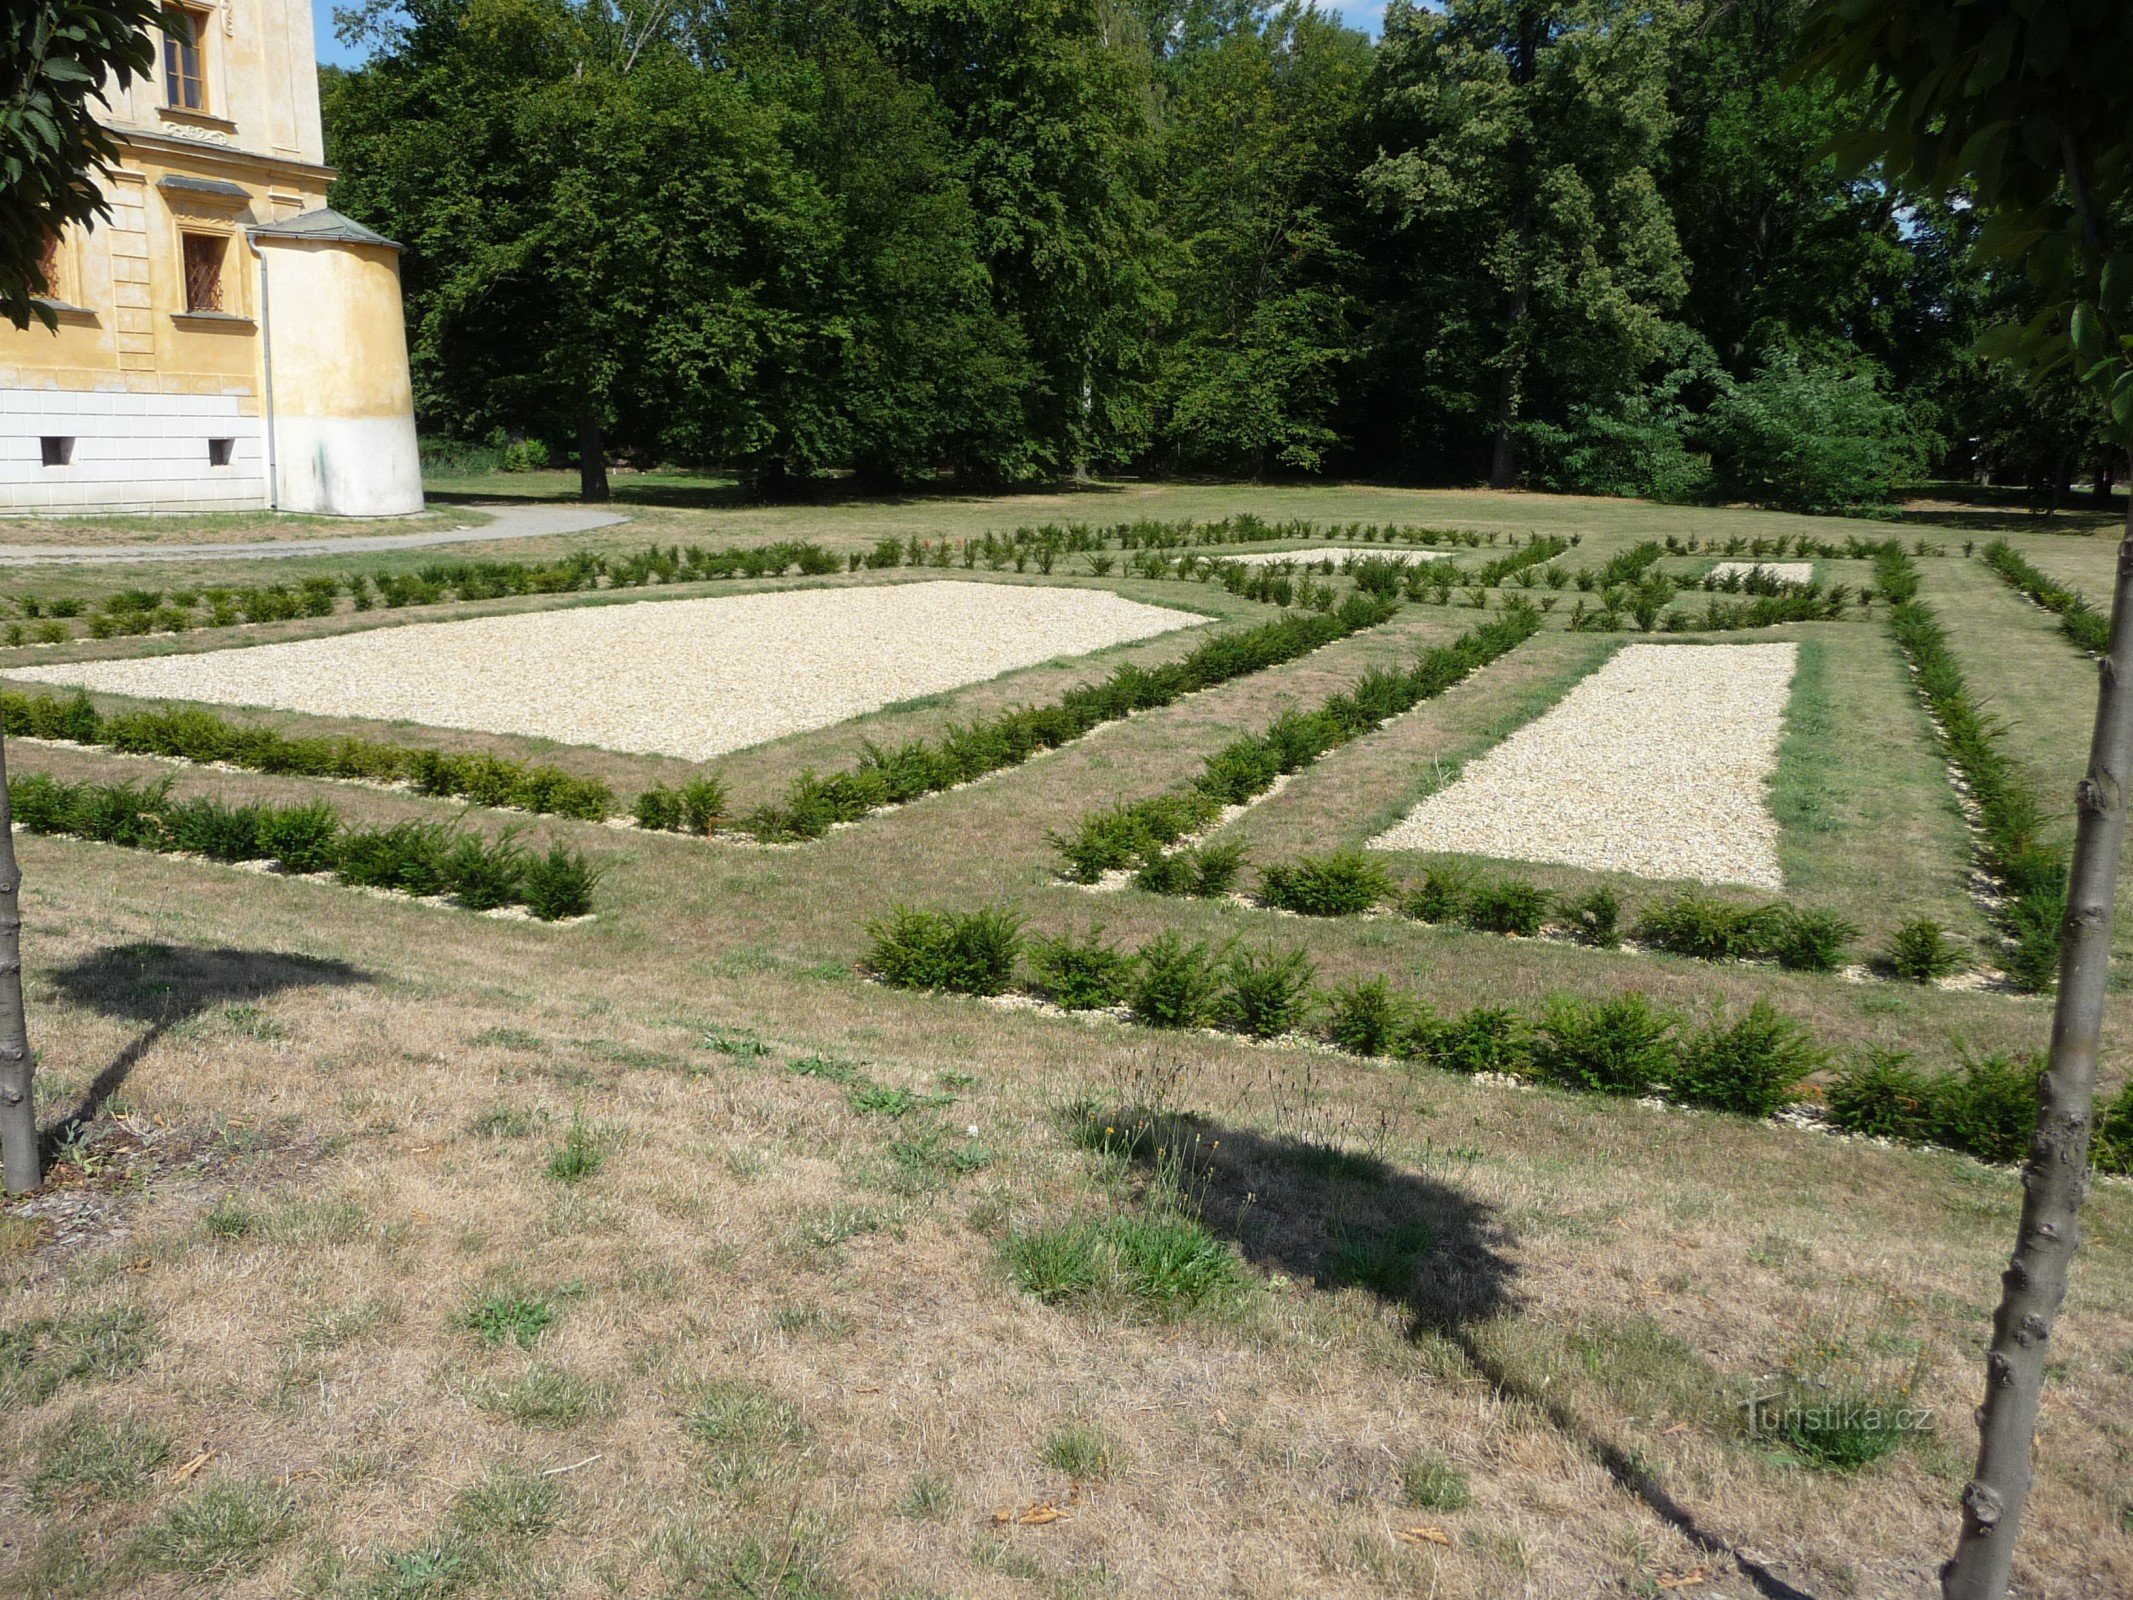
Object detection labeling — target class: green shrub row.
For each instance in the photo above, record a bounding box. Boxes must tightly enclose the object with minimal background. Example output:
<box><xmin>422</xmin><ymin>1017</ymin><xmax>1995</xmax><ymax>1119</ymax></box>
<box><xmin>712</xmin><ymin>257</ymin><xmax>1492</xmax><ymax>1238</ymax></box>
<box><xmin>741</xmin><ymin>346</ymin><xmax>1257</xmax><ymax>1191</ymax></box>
<box><xmin>743</xmin><ymin>594</ymin><xmax>1402</xmax><ymax>842</ymax></box>
<box><xmin>1879</xmin><ymin>546</ymin><xmax>2068</xmax><ymax>990</ymax></box>
<box><xmin>1660</xmin><ymin>532</ymin><xmax>1948</xmax><ymax>561</ymax></box>
<box><xmin>1980</xmin><ymin>539</ymin><xmax>2111</xmax><ymax>655</ymax></box>
<box><xmin>1054</xmin><ymin>606</ymin><xmax>1542</xmax><ymax>882</ymax></box>
<box><xmin>10</xmin><ymin>774</ymin><xmax>600</xmax><ymax>919</ymax></box>
<box><xmin>861</xmin><ymin>907</ymin><xmax>2133</xmax><ymax>1171</ymax></box>
<box><xmin>1</xmin><ymin>691</ymin><xmax>617</xmax><ymax>822</ymax></box>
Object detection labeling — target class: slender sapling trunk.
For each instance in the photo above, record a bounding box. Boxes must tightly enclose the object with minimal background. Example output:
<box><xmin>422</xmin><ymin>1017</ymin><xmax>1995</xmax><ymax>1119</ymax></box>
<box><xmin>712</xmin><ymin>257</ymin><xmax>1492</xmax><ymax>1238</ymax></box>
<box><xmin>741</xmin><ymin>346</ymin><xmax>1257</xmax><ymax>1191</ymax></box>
<box><xmin>0</xmin><ymin>731</ymin><xmax>36</xmax><ymax>1193</ymax></box>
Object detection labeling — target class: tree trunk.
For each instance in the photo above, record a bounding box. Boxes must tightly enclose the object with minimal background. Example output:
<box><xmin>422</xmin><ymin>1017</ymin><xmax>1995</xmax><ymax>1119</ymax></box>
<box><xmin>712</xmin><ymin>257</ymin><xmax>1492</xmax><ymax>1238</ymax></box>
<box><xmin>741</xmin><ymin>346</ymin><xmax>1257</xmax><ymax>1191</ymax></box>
<box><xmin>0</xmin><ymin>731</ymin><xmax>36</xmax><ymax>1194</ymax></box>
<box><xmin>577</xmin><ymin>412</ymin><xmax>610</xmax><ymax>504</ymax></box>
<box><xmin>1490</xmin><ymin>226</ymin><xmax>1529</xmax><ymax>492</ymax></box>
<box><xmin>1942</xmin><ymin>491</ymin><xmax>2133</xmax><ymax>1598</ymax></box>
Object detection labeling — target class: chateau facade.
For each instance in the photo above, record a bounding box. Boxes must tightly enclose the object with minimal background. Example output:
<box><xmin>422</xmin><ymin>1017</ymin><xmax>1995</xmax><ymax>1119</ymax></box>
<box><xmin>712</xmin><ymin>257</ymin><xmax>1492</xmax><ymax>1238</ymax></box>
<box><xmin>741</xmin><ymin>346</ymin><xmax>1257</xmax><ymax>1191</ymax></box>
<box><xmin>3</xmin><ymin>0</ymin><xmax>421</xmax><ymax>516</ymax></box>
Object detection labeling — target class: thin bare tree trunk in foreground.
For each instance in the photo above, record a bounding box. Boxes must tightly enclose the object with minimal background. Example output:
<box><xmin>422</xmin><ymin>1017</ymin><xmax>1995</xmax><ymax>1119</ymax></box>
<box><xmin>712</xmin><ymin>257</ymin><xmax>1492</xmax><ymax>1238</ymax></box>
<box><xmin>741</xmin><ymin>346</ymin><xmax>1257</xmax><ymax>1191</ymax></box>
<box><xmin>1943</xmin><ymin>492</ymin><xmax>2133</xmax><ymax>1597</ymax></box>
<box><xmin>0</xmin><ymin>731</ymin><xmax>36</xmax><ymax>1194</ymax></box>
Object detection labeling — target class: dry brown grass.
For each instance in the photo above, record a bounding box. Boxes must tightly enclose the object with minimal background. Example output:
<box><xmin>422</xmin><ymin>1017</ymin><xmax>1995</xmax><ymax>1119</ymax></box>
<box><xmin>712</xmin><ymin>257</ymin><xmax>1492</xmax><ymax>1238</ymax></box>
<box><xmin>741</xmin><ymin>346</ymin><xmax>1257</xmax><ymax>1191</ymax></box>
<box><xmin>0</xmin><ymin>493</ymin><xmax>2128</xmax><ymax>1600</ymax></box>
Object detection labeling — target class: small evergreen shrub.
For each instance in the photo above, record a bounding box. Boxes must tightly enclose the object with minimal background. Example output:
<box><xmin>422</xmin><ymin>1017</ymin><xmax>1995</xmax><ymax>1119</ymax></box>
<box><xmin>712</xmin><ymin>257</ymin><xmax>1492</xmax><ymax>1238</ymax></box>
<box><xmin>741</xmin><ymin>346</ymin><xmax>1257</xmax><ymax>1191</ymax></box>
<box><xmin>1770</xmin><ymin>908</ymin><xmax>1860</xmax><ymax>973</ymax></box>
<box><xmin>1127</xmin><ymin>931</ymin><xmax>1224</xmax><ymax>1029</ymax></box>
<box><xmin>1671</xmin><ymin>1002</ymin><xmax>1819</xmax><ymax>1117</ymax></box>
<box><xmin>1402</xmin><ymin>865</ymin><xmax>1473</xmax><ymax>924</ymax></box>
<box><xmin>1877</xmin><ymin>919</ymin><xmax>1967</xmax><ymax>983</ymax></box>
<box><xmin>1558</xmin><ymin>886</ymin><xmax>1620</xmax><ymax>947</ymax></box>
<box><xmin>1260</xmin><ymin>851</ymin><xmax>1390</xmax><ymax>917</ymax></box>
<box><xmin>1532</xmin><ymin>993</ymin><xmax>1677</xmax><ymax>1096</ymax></box>
<box><xmin>1028</xmin><ymin>925</ymin><xmax>1136</xmax><ymax>1011</ymax></box>
<box><xmin>1222</xmin><ymin>945</ymin><xmax>1316</xmax><ymax>1039</ymax></box>
<box><xmin>518</xmin><ymin>845</ymin><xmax>602</xmax><ymax>920</ymax></box>
<box><xmin>445</xmin><ymin>832</ymin><xmax>532</xmax><ymax>911</ymax></box>
<box><xmin>1633</xmin><ymin>895</ymin><xmax>1782</xmax><ymax>961</ymax></box>
<box><xmin>2092</xmin><ymin>1083</ymin><xmax>2133</xmax><ymax>1176</ymax></box>
<box><xmin>1433</xmin><ymin>1006</ymin><xmax>1528</xmax><ymax>1075</ymax></box>
<box><xmin>1826</xmin><ymin>1051</ymin><xmax>2039</xmax><ymax>1164</ymax></box>
<box><xmin>1461</xmin><ymin>877</ymin><xmax>1548</xmax><ymax>936</ymax></box>
<box><xmin>256</xmin><ymin>802</ymin><xmax>340</xmax><ymax>873</ymax></box>
<box><xmin>634</xmin><ymin>777</ymin><xmax>727</xmax><ymax>835</ymax></box>
<box><xmin>163</xmin><ymin>797</ymin><xmax>264</xmax><ymax>862</ymax></box>
<box><xmin>333</xmin><ymin>821</ymin><xmax>456</xmax><ymax>897</ymax></box>
<box><xmin>1323</xmin><ymin>977</ymin><xmax>1407</xmax><ymax>1057</ymax></box>
<box><xmin>865</xmin><ymin>906</ymin><xmax>1023</xmax><ymax>995</ymax></box>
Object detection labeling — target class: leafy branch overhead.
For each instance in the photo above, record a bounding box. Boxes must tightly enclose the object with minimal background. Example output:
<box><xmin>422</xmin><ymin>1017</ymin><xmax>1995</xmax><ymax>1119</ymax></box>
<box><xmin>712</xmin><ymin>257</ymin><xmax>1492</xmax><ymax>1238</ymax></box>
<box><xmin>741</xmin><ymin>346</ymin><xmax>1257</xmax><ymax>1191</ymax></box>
<box><xmin>1802</xmin><ymin>2</ymin><xmax>2133</xmax><ymax>435</ymax></box>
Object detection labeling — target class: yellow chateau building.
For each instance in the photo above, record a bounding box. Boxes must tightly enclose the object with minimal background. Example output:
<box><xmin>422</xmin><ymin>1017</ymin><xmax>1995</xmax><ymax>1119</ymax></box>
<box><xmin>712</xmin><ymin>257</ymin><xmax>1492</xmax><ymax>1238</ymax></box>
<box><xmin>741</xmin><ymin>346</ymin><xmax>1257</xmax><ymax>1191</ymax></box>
<box><xmin>4</xmin><ymin>0</ymin><xmax>421</xmax><ymax>516</ymax></box>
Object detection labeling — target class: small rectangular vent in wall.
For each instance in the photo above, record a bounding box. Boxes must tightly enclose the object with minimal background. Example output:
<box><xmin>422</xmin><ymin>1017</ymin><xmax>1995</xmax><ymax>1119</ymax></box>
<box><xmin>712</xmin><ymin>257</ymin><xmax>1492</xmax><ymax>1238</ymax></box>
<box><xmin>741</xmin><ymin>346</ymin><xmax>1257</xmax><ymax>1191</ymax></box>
<box><xmin>41</xmin><ymin>437</ymin><xmax>74</xmax><ymax>468</ymax></box>
<box><xmin>208</xmin><ymin>437</ymin><xmax>235</xmax><ymax>467</ymax></box>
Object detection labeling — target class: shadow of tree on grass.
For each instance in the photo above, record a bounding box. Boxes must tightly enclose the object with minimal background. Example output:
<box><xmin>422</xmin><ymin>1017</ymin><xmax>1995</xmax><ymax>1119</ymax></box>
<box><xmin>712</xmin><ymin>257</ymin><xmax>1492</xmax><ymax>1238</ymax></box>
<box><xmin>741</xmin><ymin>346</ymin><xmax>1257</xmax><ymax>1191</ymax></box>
<box><xmin>41</xmin><ymin>942</ymin><xmax>370</xmax><ymax>1156</ymax></box>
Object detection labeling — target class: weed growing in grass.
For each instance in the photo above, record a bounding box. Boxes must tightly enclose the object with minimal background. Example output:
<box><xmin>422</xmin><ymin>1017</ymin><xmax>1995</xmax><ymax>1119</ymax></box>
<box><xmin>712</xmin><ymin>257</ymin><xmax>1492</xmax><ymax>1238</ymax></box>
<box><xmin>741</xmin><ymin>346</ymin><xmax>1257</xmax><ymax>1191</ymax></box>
<box><xmin>546</xmin><ymin>1112</ymin><xmax>605</xmax><ymax>1183</ymax></box>
<box><xmin>1557</xmin><ymin>886</ymin><xmax>1620</xmax><ymax>947</ymax></box>
<box><xmin>897</xmin><ymin>1474</ymin><xmax>954</xmax><ymax>1520</ymax></box>
<box><xmin>29</xmin><ymin>1408</ymin><xmax>172</xmax><ymax>1504</ymax></box>
<box><xmin>1397</xmin><ymin>1450</ymin><xmax>1471</xmax><ymax>1511</ymax></box>
<box><xmin>0</xmin><ymin>1306</ymin><xmax>157</xmax><ymax>1406</ymax></box>
<box><xmin>1671</xmin><ymin>1002</ymin><xmax>1820</xmax><ymax>1117</ymax></box>
<box><xmin>1325</xmin><ymin>1219</ymin><xmax>1434</xmax><ymax>1295</ymax></box>
<box><xmin>1460</xmin><ymin>877</ymin><xmax>1548</xmax><ymax>936</ymax></box>
<box><xmin>1004</xmin><ymin>1214</ymin><xmax>1242</xmax><ymax>1312</ymax></box>
<box><xmin>478</xmin><ymin>1365</ymin><xmax>610</xmax><ymax>1429</ymax></box>
<box><xmin>135</xmin><ymin>1479</ymin><xmax>298</xmax><ymax>1577</ymax></box>
<box><xmin>682</xmin><ymin>1379</ymin><xmax>806</xmax><ymax>1486</ymax></box>
<box><xmin>1127</xmin><ymin>932</ymin><xmax>1225</xmax><ymax>1029</ymax></box>
<box><xmin>848</xmin><ymin>1083</ymin><xmax>927</xmax><ymax>1117</ymax></box>
<box><xmin>1222</xmin><ymin>945</ymin><xmax>1316</xmax><ymax>1038</ymax></box>
<box><xmin>1532</xmin><ymin>993</ymin><xmax>1677</xmax><ymax>1096</ymax></box>
<box><xmin>787</xmin><ymin>1053</ymin><xmax>862</xmax><ymax>1084</ymax></box>
<box><xmin>1260</xmin><ymin>850</ymin><xmax>1391</xmax><ymax>916</ymax></box>
<box><xmin>1028</xmin><ymin>925</ymin><xmax>1136</xmax><ymax>1010</ymax></box>
<box><xmin>1826</xmin><ymin>1051</ymin><xmax>2039</xmax><ymax>1164</ymax></box>
<box><xmin>1877</xmin><ymin>920</ymin><xmax>1968</xmax><ymax>983</ymax></box>
<box><xmin>1038</xmin><ymin>1423</ymin><xmax>1118</xmax><ymax>1481</ymax></box>
<box><xmin>461</xmin><ymin>1294</ymin><xmax>557</xmax><ymax>1348</ymax></box>
<box><xmin>866</xmin><ymin>905</ymin><xmax>1024</xmax><ymax>995</ymax></box>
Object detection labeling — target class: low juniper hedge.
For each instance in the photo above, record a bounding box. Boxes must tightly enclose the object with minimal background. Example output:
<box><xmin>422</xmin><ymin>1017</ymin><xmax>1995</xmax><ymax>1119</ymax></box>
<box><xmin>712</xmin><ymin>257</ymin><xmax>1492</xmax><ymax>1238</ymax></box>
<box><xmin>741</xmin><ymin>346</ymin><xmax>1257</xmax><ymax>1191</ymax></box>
<box><xmin>749</xmin><ymin>594</ymin><xmax>1402</xmax><ymax>843</ymax></box>
<box><xmin>2</xmin><ymin>691</ymin><xmax>617</xmax><ymax>822</ymax></box>
<box><xmin>1053</xmin><ymin>605</ymin><xmax>1543</xmax><ymax>882</ymax></box>
<box><xmin>864</xmin><ymin>909</ymin><xmax>2131</xmax><ymax>1173</ymax></box>
<box><xmin>1878</xmin><ymin>546</ymin><xmax>2068</xmax><ymax>990</ymax></box>
<box><xmin>1980</xmin><ymin>538</ymin><xmax>2111</xmax><ymax>655</ymax></box>
<box><xmin>9</xmin><ymin>774</ymin><xmax>600</xmax><ymax>919</ymax></box>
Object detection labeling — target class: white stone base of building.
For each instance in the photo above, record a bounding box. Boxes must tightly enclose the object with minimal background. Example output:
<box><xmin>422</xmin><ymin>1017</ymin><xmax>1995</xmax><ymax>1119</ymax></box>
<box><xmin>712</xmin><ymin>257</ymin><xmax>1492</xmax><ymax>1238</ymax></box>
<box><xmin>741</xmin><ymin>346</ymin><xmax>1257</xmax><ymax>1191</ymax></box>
<box><xmin>1</xmin><ymin>388</ymin><xmax>268</xmax><ymax>515</ymax></box>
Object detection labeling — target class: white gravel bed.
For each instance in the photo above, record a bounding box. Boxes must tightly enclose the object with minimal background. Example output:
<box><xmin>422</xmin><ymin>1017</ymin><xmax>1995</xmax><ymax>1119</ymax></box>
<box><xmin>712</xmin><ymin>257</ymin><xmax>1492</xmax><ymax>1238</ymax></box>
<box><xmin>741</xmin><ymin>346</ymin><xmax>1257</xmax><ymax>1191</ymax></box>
<box><xmin>1220</xmin><ymin>546</ymin><xmax>1450</xmax><ymax>567</ymax></box>
<box><xmin>15</xmin><ymin>580</ymin><xmax>1205</xmax><ymax>761</ymax></box>
<box><xmin>1706</xmin><ymin>561</ymin><xmax>1813</xmax><ymax>585</ymax></box>
<box><xmin>1368</xmin><ymin>642</ymin><xmax>1799</xmax><ymax>888</ymax></box>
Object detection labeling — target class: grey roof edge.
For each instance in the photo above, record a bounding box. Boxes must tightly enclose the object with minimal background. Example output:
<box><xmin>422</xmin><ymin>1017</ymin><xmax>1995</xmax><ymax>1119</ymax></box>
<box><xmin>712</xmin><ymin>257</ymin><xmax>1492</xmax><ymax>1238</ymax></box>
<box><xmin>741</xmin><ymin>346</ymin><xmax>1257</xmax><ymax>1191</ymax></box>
<box><xmin>247</xmin><ymin>207</ymin><xmax>402</xmax><ymax>251</ymax></box>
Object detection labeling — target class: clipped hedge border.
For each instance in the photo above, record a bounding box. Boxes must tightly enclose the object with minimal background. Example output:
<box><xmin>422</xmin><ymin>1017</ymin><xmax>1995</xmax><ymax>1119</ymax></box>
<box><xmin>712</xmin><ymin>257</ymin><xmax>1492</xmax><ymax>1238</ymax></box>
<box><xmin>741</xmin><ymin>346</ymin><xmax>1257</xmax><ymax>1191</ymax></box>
<box><xmin>1878</xmin><ymin>546</ymin><xmax>2068</xmax><ymax>990</ymax></box>
<box><xmin>741</xmin><ymin>594</ymin><xmax>1406</xmax><ymax>842</ymax></box>
<box><xmin>9</xmin><ymin>773</ymin><xmax>600</xmax><ymax>919</ymax></box>
<box><xmin>861</xmin><ymin>907</ymin><xmax>2133</xmax><ymax>1174</ymax></box>
<box><xmin>1981</xmin><ymin>539</ymin><xmax>2111</xmax><ymax>655</ymax></box>
<box><xmin>1052</xmin><ymin>604</ymin><xmax>1544</xmax><ymax>881</ymax></box>
<box><xmin>2</xmin><ymin>691</ymin><xmax>618</xmax><ymax>822</ymax></box>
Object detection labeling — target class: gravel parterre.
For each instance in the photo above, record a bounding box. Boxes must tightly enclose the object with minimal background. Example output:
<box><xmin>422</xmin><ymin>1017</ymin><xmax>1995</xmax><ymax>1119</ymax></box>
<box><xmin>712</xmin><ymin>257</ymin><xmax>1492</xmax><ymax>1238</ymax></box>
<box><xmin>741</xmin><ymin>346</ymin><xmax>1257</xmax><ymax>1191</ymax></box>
<box><xmin>1221</xmin><ymin>546</ymin><xmax>1450</xmax><ymax>567</ymax></box>
<box><xmin>1369</xmin><ymin>641</ymin><xmax>1799</xmax><ymax>888</ymax></box>
<box><xmin>14</xmin><ymin>580</ymin><xmax>1207</xmax><ymax>762</ymax></box>
<box><xmin>1707</xmin><ymin>561</ymin><xmax>1813</xmax><ymax>586</ymax></box>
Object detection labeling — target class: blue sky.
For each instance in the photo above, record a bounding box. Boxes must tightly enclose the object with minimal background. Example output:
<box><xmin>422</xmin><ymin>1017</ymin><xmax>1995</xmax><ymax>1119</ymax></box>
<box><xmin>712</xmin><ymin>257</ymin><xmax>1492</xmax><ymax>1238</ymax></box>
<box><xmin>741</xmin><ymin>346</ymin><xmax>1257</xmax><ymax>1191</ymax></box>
<box><xmin>310</xmin><ymin>0</ymin><xmax>1391</xmax><ymax>67</ymax></box>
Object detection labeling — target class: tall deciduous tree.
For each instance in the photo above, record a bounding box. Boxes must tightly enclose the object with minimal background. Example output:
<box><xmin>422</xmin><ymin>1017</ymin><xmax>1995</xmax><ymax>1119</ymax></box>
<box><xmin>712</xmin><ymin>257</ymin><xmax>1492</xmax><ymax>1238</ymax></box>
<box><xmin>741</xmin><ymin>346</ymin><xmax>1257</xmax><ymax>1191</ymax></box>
<box><xmin>1358</xmin><ymin>0</ymin><xmax>1688</xmax><ymax>486</ymax></box>
<box><xmin>1150</xmin><ymin>5</ymin><xmax>1370</xmax><ymax>476</ymax></box>
<box><xmin>1801</xmin><ymin>5</ymin><xmax>2133</xmax><ymax>1597</ymax></box>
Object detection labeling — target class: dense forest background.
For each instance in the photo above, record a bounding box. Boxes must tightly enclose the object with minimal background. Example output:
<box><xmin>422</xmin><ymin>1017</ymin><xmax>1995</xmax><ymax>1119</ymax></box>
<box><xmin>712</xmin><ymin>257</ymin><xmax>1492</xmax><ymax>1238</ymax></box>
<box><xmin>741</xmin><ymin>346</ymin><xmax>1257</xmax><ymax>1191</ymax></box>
<box><xmin>320</xmin><ymin>0</ymin><xmax>2124</xmax><ymax>511</ymax></box>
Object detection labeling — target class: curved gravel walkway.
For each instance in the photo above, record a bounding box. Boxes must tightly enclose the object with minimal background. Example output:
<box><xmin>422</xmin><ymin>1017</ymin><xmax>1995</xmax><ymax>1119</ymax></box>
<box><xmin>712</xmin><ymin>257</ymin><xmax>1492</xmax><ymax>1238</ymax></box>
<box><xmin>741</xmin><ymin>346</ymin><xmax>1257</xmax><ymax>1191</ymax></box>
<box><xmin>0</xmin><ymin>503</ymin><xmax>628</xmax><ymax>566</ymax></box>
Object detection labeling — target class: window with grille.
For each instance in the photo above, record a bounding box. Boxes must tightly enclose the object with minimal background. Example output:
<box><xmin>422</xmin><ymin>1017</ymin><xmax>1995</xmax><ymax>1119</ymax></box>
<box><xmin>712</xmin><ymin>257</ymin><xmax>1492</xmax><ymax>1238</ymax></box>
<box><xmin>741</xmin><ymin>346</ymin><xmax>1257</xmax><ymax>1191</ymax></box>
<box><xmin>182</xmin><ymin>233</ymin><xmax>224</xmax><ymax>313</ymax></box>
<box><xmin>34</xmin><ymin>229</ymin><xmax>62</xmax><ymax>300</ymax></box>
<box><xmin>164</xmin><ymin>9</ymin><xmax>207</xmax><ymax>111</ymax></box>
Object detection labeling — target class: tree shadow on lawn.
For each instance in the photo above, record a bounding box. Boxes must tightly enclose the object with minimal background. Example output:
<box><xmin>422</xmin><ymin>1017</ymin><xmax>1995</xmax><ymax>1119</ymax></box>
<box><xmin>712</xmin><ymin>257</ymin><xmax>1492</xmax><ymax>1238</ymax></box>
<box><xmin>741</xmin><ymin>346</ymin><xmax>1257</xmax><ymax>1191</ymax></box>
<box><xmin>1106</xmin><ymin>1111</ymin><xmax>1820</xmax><ymax>1600</ymax></box>
<box><xmin>40</xmin><ymin>941</ymin><xmax>371</xmax><ymax>1157</ymax></box>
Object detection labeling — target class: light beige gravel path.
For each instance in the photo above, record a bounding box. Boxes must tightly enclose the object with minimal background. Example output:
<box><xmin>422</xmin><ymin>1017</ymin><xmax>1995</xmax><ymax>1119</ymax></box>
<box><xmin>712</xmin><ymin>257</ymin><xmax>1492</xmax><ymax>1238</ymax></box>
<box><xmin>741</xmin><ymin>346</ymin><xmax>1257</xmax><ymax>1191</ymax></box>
<box><xmin>1369</xmin><ymin>641</ymin><xmax>1800</xmax><ymax>888</ymax></box>
<box><xmin>1707</xmin><ymin>561</ymin><xmax>1813</xmax><ymax>585</ymax></box>
<box><xmin>14</xmin><ymin>580</ymin><xmax>1205</xmax><ymax>761</ymax></box>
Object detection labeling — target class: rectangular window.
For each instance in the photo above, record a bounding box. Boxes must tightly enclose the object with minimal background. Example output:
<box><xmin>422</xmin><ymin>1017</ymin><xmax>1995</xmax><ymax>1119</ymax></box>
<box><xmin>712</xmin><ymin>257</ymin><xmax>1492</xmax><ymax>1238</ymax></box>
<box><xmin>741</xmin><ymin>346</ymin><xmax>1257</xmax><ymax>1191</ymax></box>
<box><xmin>41</xmin><ymin>438</ymin><xmax>74</xmax><ymax>469</ymax></box>
<box><xmin>34</xmin><ymin>229</ymin><xmax>62</xmax><ymax>301</ymax></box>
<box><xmin>208</xmin><ymin>438</ymin><xmax>234</xmax><ymax>467</ymax></box>
<box><xmin>163</xmin><ymin>9</ymin><xmax>207</xmax><ymax>111</ymax></box>
<box><xmin>182</xmin><ymin>233</ymin><xmax>224</xmax><ymax>313</ymax></box>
